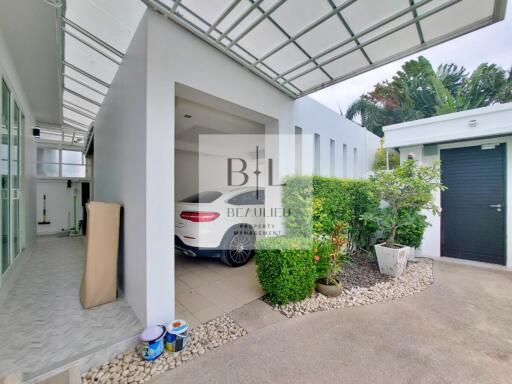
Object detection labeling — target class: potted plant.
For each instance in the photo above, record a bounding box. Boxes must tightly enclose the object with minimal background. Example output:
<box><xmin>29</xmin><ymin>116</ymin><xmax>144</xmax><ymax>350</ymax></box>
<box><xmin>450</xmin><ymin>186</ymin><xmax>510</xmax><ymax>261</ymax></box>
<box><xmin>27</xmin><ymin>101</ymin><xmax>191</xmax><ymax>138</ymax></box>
<box><xmin>361</xmin><ymin>160</ymin><xmax>444</xmax><ymax>277</ymax></box>
<box><xmin>313</xmin><ymin>223</ymin><xmax>348</xmax><ymax>297</ymax></box>
<box><xmin>395</xmin><ymin>208</ymin><xmax>429</xmax><ymax>260</ymax></box>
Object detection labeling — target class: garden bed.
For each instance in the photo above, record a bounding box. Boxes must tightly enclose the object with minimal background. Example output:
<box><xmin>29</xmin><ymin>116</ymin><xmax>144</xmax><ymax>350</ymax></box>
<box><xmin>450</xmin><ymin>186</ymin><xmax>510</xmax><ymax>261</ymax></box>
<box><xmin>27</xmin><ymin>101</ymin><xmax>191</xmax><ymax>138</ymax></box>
<box><xmin>82</xmin><ymin>315</ymin><xmax>246</xmax><ymax>384</ymax></box>
<box><xmin>271</xmin><ymin>256</ymin><xmax>434</xmax><ymax>318</ymax></box>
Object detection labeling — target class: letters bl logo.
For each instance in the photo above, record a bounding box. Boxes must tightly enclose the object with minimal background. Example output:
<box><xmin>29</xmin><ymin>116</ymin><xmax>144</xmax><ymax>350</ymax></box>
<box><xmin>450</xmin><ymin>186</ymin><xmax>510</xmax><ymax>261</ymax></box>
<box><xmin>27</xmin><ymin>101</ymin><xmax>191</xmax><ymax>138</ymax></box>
<box><xmin>227</xmin><ymin>146</ymin><xmax>283</xmax><ymax>187</ymax></box>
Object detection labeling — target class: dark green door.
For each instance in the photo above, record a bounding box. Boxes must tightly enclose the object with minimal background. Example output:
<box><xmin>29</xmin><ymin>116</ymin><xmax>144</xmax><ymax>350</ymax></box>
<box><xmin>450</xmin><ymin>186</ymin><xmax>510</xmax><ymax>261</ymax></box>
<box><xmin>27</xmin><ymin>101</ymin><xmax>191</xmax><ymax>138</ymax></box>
<box><xmin>440</xmin><ymin>144</ymin><xmax>506</xmax><ymax>265</ymax></box>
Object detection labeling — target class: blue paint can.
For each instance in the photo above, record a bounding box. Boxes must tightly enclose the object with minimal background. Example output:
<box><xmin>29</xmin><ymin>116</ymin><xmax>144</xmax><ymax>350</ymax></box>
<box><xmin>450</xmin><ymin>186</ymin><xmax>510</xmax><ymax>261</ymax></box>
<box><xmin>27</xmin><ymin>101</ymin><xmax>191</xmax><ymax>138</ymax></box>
<box><xmin>165</xmin><ymin>320</ymin><xmax>189</xmax><ymax>352</ymax></box>
<box><xmin>138</xmin><ymin>325</ymin><xmax>165</xmax><ymax>361</ymax></box>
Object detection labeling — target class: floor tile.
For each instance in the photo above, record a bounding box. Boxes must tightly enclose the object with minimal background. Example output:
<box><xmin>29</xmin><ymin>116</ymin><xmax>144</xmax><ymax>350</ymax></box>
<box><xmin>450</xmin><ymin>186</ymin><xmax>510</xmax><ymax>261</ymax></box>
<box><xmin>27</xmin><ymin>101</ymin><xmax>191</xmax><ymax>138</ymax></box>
<box><xmin>176</xmin><ymin>290</ymin><xmax>216</xmax><ymax>314</ymax></box>
<box><xmin>0</xmin><ymin>236</ymin><xmax>142</xmax><ymax>378</ymax></box>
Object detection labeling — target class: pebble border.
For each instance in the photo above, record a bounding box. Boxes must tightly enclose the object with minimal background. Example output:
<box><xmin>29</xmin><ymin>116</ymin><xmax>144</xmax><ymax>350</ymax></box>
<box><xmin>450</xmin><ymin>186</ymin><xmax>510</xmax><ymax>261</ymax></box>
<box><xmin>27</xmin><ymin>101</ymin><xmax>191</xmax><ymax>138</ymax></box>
<box><xmin>81</xmin><ymin>315</ymin><xmax>246</xmax><ymax>384</ymax></box>
<box><xmin>273</xmin><ymin>258</ymin><xmax>434</xmax><ymax>318</ymax></box>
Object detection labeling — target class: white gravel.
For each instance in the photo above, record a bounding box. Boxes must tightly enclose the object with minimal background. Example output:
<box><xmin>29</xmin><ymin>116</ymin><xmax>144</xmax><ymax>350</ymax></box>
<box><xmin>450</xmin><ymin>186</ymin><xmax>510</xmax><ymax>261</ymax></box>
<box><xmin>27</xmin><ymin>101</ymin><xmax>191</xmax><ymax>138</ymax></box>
<box><xmin>81</xmin><ymin>315</ymin><xmax>246</xmax><ymax>384</ymax></box>
<box><xmin>273</xmin><ymin>257</ymin><xmax>434</xmax><ymax>318</ymax></box>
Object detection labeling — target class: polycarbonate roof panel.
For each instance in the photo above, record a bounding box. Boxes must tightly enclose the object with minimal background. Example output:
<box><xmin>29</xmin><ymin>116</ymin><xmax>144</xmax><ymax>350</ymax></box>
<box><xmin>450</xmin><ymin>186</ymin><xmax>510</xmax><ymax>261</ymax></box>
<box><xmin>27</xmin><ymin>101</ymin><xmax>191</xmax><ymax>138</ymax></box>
<box><xmin>143</xmin><ymin>0</ymin><xmax>507</xmax><ymax>97</ymax></box>
<box><xmin>58</xmin><ymin>0</ymin><xmax>146</xmax><ymax>141</ymax></box>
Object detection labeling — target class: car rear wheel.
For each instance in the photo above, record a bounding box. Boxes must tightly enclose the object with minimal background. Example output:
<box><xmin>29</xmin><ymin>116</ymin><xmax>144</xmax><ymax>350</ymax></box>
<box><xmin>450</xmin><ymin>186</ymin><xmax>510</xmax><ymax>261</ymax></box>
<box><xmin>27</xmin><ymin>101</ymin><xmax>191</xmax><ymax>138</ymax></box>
<box><xmin>220</xmin><ymin>225</ymin><xmax>255</xmax><ymax>267</ymax></box>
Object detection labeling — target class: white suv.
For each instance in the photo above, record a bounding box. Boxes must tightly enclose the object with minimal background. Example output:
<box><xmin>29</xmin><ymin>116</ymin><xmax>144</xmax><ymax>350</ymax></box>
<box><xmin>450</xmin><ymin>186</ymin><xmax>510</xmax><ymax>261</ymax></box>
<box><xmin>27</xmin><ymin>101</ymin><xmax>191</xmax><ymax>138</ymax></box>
<box><xmin>175</xmin><ymin>187</ymin><xmax>265</xmax><ymax>267</ymax></box>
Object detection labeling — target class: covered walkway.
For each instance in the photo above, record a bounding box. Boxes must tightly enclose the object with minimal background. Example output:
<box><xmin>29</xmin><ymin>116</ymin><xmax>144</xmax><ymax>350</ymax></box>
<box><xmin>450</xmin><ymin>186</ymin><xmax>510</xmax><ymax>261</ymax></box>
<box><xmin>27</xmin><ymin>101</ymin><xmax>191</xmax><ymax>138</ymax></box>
<box><xmin>0</xmin><ymin>237</ymin><xmax>141</xmax><ymax>380</ymax></box>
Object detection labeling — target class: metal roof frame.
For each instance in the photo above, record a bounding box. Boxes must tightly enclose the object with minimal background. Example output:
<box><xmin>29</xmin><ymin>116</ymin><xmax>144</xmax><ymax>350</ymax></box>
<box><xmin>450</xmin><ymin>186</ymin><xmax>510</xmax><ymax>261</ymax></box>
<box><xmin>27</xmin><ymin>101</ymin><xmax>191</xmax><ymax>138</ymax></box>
<box><xmin>44</xmin><ymin>7</ymin><xmax>130</xmax><ymax>148</ymax></box>
<box><xmin>280</xmin><ymin>0</ymin><xmax>462</xmax><ymax>87</ymax></box>
<box><xmin>142</xmin><ymin>0</ymin><xmax>507</xmax><ymax>98</ymax></box>
<box><xmin>46</xmin><ymin>0</ymin><xmax>506</xmax><ymax>149</ymax></box>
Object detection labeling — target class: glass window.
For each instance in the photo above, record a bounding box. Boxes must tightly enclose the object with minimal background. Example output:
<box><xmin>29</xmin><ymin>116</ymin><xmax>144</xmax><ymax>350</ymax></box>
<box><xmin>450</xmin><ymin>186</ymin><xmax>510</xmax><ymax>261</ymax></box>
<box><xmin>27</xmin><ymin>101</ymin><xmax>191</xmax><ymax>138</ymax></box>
<box><xmin>353</xmin><ymin>147</ymin><xmax>358</xmax><ymax>178</ymax></box>
<box><xmin>181</xmin><ymin>191</ymin><xmax>222</xmax><ymax>203</ymax></box>
<box><xmin>37</xmin><ymin>147</ymin><xmax>59</xmax><ymax>163</ymax></box>
<box><xmin>37</xmin><ymin>163</ymin><xmax>59</xmax><ymax>177</ymax></box>
<box><xmin>228</xmin><ymin>190</ymin><xmax>265</xmax><ymax>205</ymax></box>
<box><xmin>342</xmin><ymin>143</ymin><xmax>347</xmax><ymax>178</ymax></box>
<box><xmin>2</xmin><ymin>80</ymin><xmax>10</xmax><ymax>274</ymax></box>
<box><xmin>330</xmin><ymin>139</ymin><xmax>335</xmax><ymax>177</ymax></box>
<box><xmin>314</xmin><ymin>133</ymin><xmax>320</xmax><ymax>175</ymax></box>
<box><xmin>36</xmin><ymin>148</ymin><xmax>87</xmax><ymax>178</ymax></box>
<box><xmin>295</xmin><ymin>127</ymin><xmax>302</xmax><ymax>175</ymax></box>
<box><xmin>62</xmin><ymin>150</ymin><xmax>84</xmax><ymax>165</ymax></box>
<box><xmin>62</xmin><ymin>164</ymin><xmax>86</xmax><ymax>178</ymax></box>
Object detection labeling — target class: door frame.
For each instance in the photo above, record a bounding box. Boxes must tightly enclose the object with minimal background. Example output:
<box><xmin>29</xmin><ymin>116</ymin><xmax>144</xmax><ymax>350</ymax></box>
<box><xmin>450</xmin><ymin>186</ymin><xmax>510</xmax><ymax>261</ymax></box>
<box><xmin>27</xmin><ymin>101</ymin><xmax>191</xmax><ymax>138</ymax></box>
<box><xmin>0</xmin><ymin>74</ymin><xmax>26</xmax><ymax>288</ymax></box>
<box><xmin>437</xmin><ymin>136</ymin><xmax>511</xmax><ymax>268</ymax></box>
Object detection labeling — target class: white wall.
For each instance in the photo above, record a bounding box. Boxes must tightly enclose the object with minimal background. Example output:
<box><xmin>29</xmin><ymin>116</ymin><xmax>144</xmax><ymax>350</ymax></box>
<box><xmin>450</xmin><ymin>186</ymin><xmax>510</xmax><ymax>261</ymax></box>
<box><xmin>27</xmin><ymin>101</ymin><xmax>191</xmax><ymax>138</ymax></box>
<box><xmin>384</xmin><ymin>103</ymin><xmax>512</xmax><ymax>149</ymax></box>
<box><xmin>94</xmin><ymin>9</ymin><xmax>379</xmax><ymax>326</ymax></box>
<box><xmin>93</xmin><ymin>15</ymin><xmax>152</xmax><ymax>326</ymax></box>
<box><xmin>292</xmin><ymin>96</ymin><xmax>380</xmax><ymax>178</ymax></box>
<box><xmin>0</xmin><ymin>26</ymin><xmax>37</xmax><ymax>289</ymax></box>
<box><xmin>36</xmin><ymin>180</ymin><xmax>82</xmax><ymax>235</ymax></box>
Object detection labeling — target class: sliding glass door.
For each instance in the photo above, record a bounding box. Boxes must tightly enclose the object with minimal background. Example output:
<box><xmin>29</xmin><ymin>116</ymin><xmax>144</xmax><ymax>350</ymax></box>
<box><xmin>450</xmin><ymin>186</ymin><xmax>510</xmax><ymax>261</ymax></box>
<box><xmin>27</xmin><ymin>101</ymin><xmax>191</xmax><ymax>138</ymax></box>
<box><xmin>1</xmin><ymin>79</ymin><xmax>24</xmax><ymax>276</ymax></box>
<box><xmin>12</xmin><ymin>102</ymin><xmax>20</xmax><ymax>259</ymax></box>
<box><xmin>1</xmin><ymin>80</ymin><xmax>10</xmax><ymax>274</ymax></box>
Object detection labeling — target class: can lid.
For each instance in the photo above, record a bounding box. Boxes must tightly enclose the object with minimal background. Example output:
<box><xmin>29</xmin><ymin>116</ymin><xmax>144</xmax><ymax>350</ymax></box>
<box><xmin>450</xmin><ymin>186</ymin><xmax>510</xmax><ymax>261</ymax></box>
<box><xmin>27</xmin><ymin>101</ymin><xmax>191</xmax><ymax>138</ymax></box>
<box><xmin>166</xmin><ymin>319</ymin><xmax>188</xmax><ymax>334</ymax></box>
<box><xmin>140</xmin><ymin>325</ymin><xmax>165</xmax><ymax>342</ymax></box>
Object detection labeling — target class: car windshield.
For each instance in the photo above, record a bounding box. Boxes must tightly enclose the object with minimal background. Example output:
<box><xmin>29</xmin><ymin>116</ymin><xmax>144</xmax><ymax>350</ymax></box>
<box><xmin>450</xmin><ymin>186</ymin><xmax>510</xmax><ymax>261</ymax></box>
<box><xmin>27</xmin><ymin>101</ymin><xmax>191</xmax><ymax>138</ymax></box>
<box><xmin>181</xmin><ymin>191</ymin><xmax>222</xmax><ymax>203</ymax></box>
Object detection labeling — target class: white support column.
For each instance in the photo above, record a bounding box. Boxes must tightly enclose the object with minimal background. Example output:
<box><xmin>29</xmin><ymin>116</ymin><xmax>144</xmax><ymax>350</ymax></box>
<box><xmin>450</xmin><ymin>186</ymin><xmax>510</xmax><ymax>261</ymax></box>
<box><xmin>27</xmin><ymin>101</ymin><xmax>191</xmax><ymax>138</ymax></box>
<box><xmin>144</xmin><ymin>21</ymin><xmax>175</xmax><ymax>326</ymax></box>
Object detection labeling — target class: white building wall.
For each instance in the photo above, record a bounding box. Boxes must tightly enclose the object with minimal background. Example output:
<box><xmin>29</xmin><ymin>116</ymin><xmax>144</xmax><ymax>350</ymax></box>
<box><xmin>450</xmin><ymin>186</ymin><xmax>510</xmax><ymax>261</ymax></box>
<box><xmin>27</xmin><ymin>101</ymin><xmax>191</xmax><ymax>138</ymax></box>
<box><xmin>385</xmin><ymin>103</ymin><xmax>512</xmax><ymax>268</ymax></box>
<box><xmin>93</xmin><ymin>15</ymin><xmax>150</xmax><ymax>325</ymax></box>
<box><xmin>36</xmin><ymin>180</ymin><xmax>82</xmax><ymax>235</ymax></box>
<box><xmin>94</xmin><ymin>9</ymin><xmax>379</xmax><ymax>326</ymax></box>
<box><xmin>0</xmin><ymin>26</ymin><xmax>37</xmax><ymax>289</ymax></box>
<box><xmin>292</xmin><ymin>96</ymin><xmax>379</xmax><ymax>178</ymax></box>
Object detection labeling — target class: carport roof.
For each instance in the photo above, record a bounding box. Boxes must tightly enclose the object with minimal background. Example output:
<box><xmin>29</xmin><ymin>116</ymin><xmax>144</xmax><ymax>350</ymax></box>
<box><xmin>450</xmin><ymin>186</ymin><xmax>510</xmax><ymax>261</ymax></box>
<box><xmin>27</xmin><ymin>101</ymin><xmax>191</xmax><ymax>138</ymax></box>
<box><xmin>143</xmin><ymin>0</ymin><xmax>508</xmax><ymax>98</ymax></box>
<box><xmin>39</xmin><ymin>0</ymin><xmax>506</xmax><ymax>147</ymax></box>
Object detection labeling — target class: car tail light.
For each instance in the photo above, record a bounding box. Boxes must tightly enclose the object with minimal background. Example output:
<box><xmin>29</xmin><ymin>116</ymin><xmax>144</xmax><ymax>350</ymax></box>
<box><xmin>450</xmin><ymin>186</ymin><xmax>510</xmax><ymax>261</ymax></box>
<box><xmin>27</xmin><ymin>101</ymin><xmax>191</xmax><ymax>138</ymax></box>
<box><xmin>180</xmin><ymin>211</ymin><xmax>220</xmax><ymax>222</ymax></box>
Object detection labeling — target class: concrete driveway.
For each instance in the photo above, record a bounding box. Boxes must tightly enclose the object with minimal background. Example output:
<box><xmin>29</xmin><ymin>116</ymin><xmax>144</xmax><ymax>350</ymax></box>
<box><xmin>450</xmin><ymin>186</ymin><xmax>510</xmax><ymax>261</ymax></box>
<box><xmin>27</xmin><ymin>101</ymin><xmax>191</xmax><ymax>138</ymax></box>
<box><xmin>153</xmin><ymin>260</ymin><xmax>512</xmax><ymax>384</ymax></box>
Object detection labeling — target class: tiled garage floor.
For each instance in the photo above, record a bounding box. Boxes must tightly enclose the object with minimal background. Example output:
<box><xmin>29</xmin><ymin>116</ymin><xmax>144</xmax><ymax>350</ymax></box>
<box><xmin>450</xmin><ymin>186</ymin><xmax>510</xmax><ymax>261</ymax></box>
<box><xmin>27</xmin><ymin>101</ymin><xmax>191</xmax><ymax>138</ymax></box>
<box><xmin>174</xmin><ymin>252</ymin><xmax>263</xmax><ymax>328</ymax></box>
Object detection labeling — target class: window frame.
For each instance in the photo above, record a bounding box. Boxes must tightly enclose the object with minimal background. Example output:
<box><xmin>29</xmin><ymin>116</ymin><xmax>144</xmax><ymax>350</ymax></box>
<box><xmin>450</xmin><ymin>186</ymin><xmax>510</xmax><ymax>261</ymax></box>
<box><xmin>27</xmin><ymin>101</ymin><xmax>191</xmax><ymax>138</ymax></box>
<box><xmin>36</xmin><ymin>145</ymin><xmax>87</xmax><ymax>179</ymax></box>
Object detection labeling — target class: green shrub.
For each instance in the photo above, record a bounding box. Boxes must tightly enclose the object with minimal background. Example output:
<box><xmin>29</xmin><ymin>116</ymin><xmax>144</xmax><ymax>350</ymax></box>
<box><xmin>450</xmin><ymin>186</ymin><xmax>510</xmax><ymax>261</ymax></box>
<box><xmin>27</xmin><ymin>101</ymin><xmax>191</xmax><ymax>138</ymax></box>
<box><xmin>395</xmin><ymin>209</ymin><xmax>429</xmax><ymax>248</ymax></box>
<box><xmin>282</xmin><ymin>176</ymin><xmax>378</xmax><ymax>252</ymax></box>
<box><xmin>255</xmin><ymin>237</ymin><xmax>316</xmax><ymax>305</ymax></box>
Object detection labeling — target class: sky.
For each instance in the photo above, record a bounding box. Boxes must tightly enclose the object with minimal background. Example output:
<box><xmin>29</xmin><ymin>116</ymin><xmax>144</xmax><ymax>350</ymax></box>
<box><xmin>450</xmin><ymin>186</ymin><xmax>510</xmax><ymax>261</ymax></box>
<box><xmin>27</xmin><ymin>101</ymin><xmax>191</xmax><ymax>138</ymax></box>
<box><xmin>310</xmin><ymin>4</ymin><xmax>512</xmax><ymax>115</ymax></box>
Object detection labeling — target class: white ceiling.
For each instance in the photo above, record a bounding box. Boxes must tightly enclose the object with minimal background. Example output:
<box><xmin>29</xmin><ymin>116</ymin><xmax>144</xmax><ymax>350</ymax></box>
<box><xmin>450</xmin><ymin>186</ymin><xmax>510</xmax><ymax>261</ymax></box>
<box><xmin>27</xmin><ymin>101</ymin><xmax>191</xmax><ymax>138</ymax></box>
<box><xmin>175</xmin><ymin>97</ymin><xmax>265</xmax><ymax>150</ymax></box>
<box><xmin>0</xmin><ymin>0</ymin><xmax>61</xmax><ymax>125</ymax></box>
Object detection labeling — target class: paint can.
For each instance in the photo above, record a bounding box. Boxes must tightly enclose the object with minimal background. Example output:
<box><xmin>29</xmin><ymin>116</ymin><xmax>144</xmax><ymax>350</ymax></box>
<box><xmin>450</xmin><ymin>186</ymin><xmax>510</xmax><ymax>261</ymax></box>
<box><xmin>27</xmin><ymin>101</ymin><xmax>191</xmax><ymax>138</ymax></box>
<box><xmin>165</xmin><ymin>320</ymin><xmax>189</xmax><ymax>352</ymax></box>
<box><xmin>138</xmin><ymin>325</ymin><xmax>165</xmax><ymax>361</ymax></box>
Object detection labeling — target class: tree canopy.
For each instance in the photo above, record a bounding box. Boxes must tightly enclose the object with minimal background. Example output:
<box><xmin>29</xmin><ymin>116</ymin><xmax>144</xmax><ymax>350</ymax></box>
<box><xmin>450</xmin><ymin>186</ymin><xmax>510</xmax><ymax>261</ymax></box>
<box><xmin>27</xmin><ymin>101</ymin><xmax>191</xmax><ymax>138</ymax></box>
<box><xmin>346</xmin><ymin>56</ymin><xmax>512</xmax><ymax>137</ymax></box>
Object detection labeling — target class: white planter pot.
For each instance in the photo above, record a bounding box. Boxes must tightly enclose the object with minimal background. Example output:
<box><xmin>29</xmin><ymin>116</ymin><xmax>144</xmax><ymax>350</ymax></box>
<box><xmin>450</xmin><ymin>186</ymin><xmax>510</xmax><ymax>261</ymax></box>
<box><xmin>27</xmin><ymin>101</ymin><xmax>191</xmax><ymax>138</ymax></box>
<box><xmin>374</xmin><ymin>243</ymin><xmax>411</xmax><ymax>277</ymax></box>
<box><xmin>408</xmin><ymin>247</ymin><xmax>422</xmax><ymax>261</ymax></box>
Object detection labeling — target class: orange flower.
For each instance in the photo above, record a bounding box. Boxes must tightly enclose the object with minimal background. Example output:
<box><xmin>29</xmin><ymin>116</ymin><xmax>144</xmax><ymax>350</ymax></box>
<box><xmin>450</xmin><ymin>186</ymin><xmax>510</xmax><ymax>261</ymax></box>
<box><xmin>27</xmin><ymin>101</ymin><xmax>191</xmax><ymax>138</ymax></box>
<box><xmin>313</xmin><ymin>255</ymin><xmax>320</xmax><ymax>261</ymax></box>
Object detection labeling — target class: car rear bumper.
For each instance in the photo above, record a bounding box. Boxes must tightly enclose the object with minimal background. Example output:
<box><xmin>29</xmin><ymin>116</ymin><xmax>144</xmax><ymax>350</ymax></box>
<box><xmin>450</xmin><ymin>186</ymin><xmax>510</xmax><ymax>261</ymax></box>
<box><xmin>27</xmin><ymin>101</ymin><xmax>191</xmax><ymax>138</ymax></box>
<box><xmin>174</xmin><ymin>236</ymin><xmax>222</xmax><ymax>258</ymax></box>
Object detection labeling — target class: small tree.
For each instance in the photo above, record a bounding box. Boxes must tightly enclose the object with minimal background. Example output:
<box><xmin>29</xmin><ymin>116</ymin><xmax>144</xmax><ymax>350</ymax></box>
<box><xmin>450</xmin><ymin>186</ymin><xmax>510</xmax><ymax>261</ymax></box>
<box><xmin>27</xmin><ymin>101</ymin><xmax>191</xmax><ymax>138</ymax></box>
<box><xmin>361</xmin><ymin>159</ymin><xmax>445</xmax><ymax>248</ymax></box>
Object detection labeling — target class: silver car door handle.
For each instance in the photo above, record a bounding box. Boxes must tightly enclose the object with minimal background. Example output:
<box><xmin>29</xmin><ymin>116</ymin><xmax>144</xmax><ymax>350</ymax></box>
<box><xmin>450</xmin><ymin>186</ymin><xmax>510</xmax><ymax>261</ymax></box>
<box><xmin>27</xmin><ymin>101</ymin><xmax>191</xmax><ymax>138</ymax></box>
<box><xmin>489</xmin><ymin>204</ymin><xmax>502</xmax><ymax>208</ymax></box>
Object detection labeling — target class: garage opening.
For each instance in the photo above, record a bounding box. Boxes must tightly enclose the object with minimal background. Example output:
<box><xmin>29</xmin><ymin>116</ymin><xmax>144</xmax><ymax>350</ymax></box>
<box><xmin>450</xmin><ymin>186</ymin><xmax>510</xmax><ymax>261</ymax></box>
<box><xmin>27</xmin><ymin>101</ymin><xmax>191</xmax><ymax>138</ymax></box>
<box><xmin>173</xmin><ymin>85</ymin><xmax>281</xmax><ymax>327</ymax></box>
